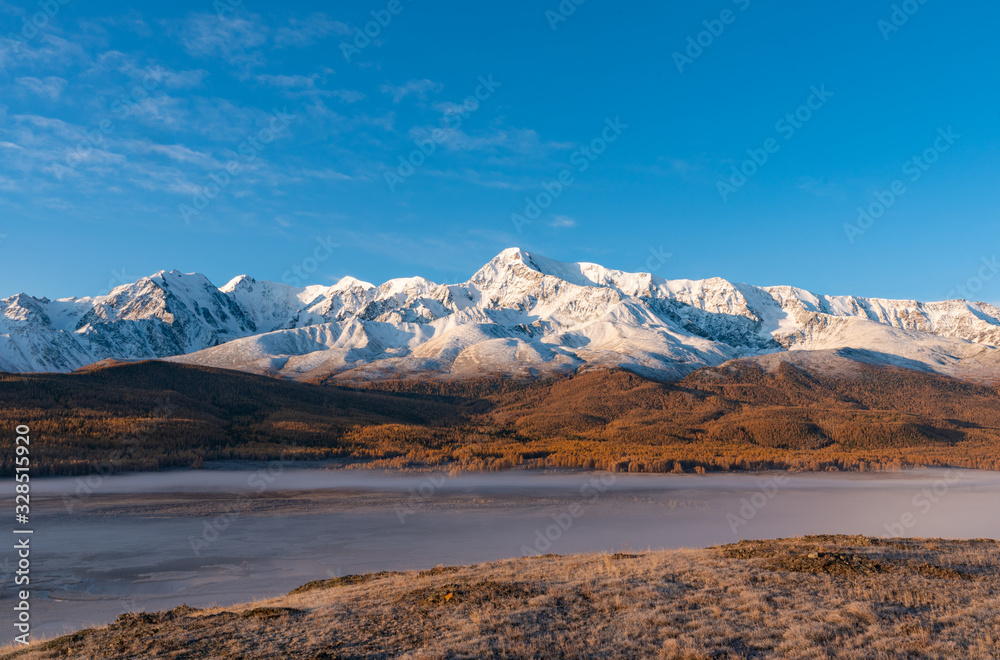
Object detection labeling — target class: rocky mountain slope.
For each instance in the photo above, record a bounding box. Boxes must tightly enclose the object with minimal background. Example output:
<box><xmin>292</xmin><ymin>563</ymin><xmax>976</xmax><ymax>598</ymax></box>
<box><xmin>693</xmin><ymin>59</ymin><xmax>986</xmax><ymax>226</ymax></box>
<box><xmin>3</xmin><ymin>248</ymin><xmax>1000</xmax><ymax>382</ymax></box>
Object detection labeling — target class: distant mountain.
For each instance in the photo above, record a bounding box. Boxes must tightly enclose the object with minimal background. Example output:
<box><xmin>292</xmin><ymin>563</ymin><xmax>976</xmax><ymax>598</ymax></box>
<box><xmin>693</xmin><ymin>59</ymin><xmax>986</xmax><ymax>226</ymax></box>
<box><xmin>3</xmin><ymin>248</ymin><xmax>1000</xmax><ymax>382</ymax></box>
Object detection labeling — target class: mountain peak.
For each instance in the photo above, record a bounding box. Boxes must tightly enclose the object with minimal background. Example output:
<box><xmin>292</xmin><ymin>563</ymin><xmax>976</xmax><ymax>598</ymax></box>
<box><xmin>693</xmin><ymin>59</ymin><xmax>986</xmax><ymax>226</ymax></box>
<box><xmin>5</xmin><ymin>251</ymin><xmax>1000</xmax><ymax>382</ymax></box>
<box><xmin>482</xmin><ymin>247</ymin><xmax>536</xmax><ymax>271</ymax></box>
<box><xmin>331</xmin><ymin>276</ymin><xmax>375</xmax><ymax>291</ymax></box>
<box><xmin>151</xmin><ymin>269</ymin><xmax>183</xmax><ymax>279</ymax></box>
<box><xmin>478</xmin><ymin>248</ymin><xmax>653</xmax><ymax>293</ymax></box>
<box><xmin>220</xmin><ymin>274</ymin><xmax>256</xmax><ymax>293</ymax></box>
<box><xmin>494</xmin><ymin>247</ymin><xmax>528</xmax><ymax>261</ymax></box>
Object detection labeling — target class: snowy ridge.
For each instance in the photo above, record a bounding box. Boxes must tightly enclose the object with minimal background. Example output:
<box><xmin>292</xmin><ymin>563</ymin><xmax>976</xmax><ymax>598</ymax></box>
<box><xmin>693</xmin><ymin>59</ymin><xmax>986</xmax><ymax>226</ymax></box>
<box><xmin>3</xmin><ymin>248</ymin><xmax>1000</xmax><ymax>382</ymax></box>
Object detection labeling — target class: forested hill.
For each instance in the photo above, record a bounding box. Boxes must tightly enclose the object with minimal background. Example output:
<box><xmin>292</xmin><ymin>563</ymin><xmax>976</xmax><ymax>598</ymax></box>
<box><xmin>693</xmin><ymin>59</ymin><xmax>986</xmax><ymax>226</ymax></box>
<box><xmin>3</xmin><ymin>359</ymin><xmax>1000</xmax><ymax>476</ymax></box>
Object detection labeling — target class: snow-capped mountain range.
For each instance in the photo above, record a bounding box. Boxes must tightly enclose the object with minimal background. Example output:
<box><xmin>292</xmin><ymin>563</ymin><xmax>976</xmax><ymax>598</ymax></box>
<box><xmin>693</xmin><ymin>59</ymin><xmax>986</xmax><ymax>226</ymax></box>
<box><xmin>4</xmin><ymin>248</ymin><xmax>1000</xmax><ymax>383</ymax></box>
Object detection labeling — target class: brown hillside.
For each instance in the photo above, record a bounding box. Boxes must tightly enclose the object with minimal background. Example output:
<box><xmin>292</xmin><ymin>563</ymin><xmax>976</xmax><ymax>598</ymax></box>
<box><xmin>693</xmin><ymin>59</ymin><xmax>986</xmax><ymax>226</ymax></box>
<box><xmin>472</xmin><ymin>361</ymin><xmax>1000</xmax><ymax>471</ymax></box>
<box><xmin>0</xmin><ymin>361</ymin><xmax>468</xmax><ymax>475</ymax></box>
<box><xmin>3</xmin><ymin>358</ymin><xmax>1000</xmax><ymax>475</ymax></box>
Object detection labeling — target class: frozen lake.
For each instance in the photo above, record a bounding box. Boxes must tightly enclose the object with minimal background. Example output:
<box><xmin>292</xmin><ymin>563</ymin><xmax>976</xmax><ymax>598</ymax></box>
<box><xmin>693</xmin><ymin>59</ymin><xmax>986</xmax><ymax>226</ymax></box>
<box><xmin>5</xmin><ymin>467</ymin><xmax>1000</xmax><ymax>638</ymax></box>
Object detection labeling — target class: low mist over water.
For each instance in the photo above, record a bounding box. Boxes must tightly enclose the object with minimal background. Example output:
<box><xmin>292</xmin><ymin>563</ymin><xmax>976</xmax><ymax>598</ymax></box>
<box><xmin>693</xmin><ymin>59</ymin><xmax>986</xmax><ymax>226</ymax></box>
<box><xmin>12</xmin><ymin>468</ymin><xmax>1000</xmax><ymax>637</ymax></box>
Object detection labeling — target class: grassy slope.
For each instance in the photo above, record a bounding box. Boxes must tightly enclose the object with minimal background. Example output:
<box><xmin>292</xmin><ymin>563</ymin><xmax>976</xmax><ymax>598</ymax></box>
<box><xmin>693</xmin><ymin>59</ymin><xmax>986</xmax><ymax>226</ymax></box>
<box><xmin>4</xmin><ymin>358</ymin><xmax>1000</xmax><ymax>475</ymax></box>
<box><xmin>3</xmin><ymin>536</ymin><xmax>998</xmax><ymax>659</ymax></box>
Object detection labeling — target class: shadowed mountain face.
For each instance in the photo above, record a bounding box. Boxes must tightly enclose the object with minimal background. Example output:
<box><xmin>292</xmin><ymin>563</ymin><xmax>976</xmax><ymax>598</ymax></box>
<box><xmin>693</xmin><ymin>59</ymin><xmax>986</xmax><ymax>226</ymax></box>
<box><xmin>3</xmin><ymin>248</ymin><xmax>1000</xmax><ymax>382</ymax></box>
<box><xmin>4</xmin><ymin>359</ymin><xmax>1000</xmax><ymax>476</ymax></box>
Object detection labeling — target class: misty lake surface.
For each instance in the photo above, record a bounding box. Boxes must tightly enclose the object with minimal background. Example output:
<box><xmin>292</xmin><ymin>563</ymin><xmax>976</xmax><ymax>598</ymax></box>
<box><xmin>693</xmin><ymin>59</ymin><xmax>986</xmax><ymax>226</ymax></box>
<box><xmin>7</xmin><ymin>467</ymin><xmax>1000</xmax><ymax>637</ymax></box>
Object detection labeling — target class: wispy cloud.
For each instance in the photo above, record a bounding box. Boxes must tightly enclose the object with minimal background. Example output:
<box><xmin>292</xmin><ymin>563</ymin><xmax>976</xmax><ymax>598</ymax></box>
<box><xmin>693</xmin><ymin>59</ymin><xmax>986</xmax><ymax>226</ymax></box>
<box><xmin>407</xmin><ymin>125</ymin><xmax>554</xmax><ymax>155</ymax></box>
<box><xmin>81</xmin><ymin>10</ymin><xmax>153</xmax><ymax>38</ymax></box>
<box><xmin>421</xmin><ymin>168</ymin><xmax>538</xmax><ymax>191</ymax></box>
<box><xmin>550</xmin><ymin>215</ymin><xmax>576</xmax><ymax>228</ymax></box>
<box><xmin>0</xmin><ymin>33</ymin><xmax>88</xmax><ymax>70</ymax></box>
<box><xmin>795</xmin><ymin>177</ymin><xmax>843</xmax><ymax>199</ymax></box>
<box><xmin>293</xmin><ymin>168</ymin><xmax>353</xmax><ymax>181</ymax></box>
<box><xmin>332</xmin><ymin>89</ymin><xmax>366</xmax><ymax>103</ymax></box>
<box><xmin>255</xmin><ymin>73</ymin><xmax>317</xmax><ymax>89</ymax></box>
<box><xmin>126</xmin><ymin>141</ymin><xmax>225</xmax><ymax>170</ymax></box>
<box><xmin>0</xmin><ymin>5</ymin><xmax>563</xmax><ymax>250</ymax></box>
<box><xmin>275</xmin><ymin>14</ymin><xmax>350</xmax><ymax>48</ymax></box>
<box><xmin>16</xmin><ymin>76</ymin><xmax>67</xmax><ymax>100</ymax></box>
<box><xmin>433</xmin><ymin>101</ymin><xmax>475</xmax><ymax>116</ymax></box>
<box><xmin>176</xmin><ymin>13</ymin><xmax>352</xmax><ymax>72</ymax></box>
<box><xmin>380</xmin><ymin>79</ymin><xmax>442</xmax><ymax>103</ymax></box>
<box><xmin>176</xmin><ymin>14</ymin><xmax>268</xmax><ymax>70</ymax></box>
<box><xmin>88</xmin><ymin>51</ymin><xmax>208</xmax><ymax>90</ymax></box>
<box><xmin>126</xmin><ymin>94</ymin><xmax>191</xmax><ymax>130</ymax></box>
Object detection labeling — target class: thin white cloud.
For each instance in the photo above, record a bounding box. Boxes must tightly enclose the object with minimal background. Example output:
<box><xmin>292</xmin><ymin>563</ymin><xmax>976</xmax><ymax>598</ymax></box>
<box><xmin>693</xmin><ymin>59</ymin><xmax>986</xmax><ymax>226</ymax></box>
<box><xmin>122</xmin><ymin>94</ymin><xmax>274</xmax><ymax>141</ymax></box>
<box><xmin>380</xmin><ymin>79</ymin><xmax>442</xmax><ymax>103</ymax></box>
<box><xmin>40</xmin><ymin>197</ymin><xmax>73</xmax><ymax>210</ymax></box>
<box><xmin>0</xmin><ymin>33</ymin><xmax>88</xmax><ymax>70</ymax></box>
<box><xmin>11</xmin><ymin>113</ymin><xmax>78</xmax><ymax>139</ymax></box>
<box><xmin>255</xmin><ymin>74</ymin><xmax>316</xmax><ymax>89</ymax></box>
<box><xmin>155</xmin><ymin>68</ymin><xmax>209</xmax><ymax>90</ymax></box>
<box><xmin>126</xmin><ymin>95</ymin><xmax>190</xmax><ymax>130</ymax></box>
<box><xmin>88</xmin><ymin>52</ymin><xmax>207</xmax><ymax>89</ymax></box>
<box><xmin>295</xmin><ymin>168</ymin><xmax>353</xmax><ymax>181</ymax></box>
<box><xmin>332</xmin><ymin>89</ymin><xmax>366</xmax><ymax>103</ymax></box>
<box><xmin>550</xmin><ymin>215</ymin><xmax>576</xmax><ymax>228</ymax></box>
<box><xmin>16</xmin><ymin>76</ymin><xmax>67</xmax><ymax>100</ymax></box>
<box><xmin>407</xmin><ymin>126</ymin><xmax>550</xmax><ymax>154</ymax></box>
<box><xmin>434</xmin><ymin>100</ymin><xmax>477</xmax><ymax>117</ymax></box>
<box><xmin>177</xmin><ymin>14</ymin><xmax>268</xmax><ymax>70</ymax></box>
<box><xmin>126</xmin><ymin>164</ymin><xmax>203</xmax><ymax>196</ymax></box>
<box><xmin>82</xmin><ymin>11</ymin><xmax>153</xmax><ymax>38</ymax></box>
<box><xmin>421</xmin><ymin>168</ymin><xmax>537</xmax><ymax>191</ymax></box>
<box><xmin>126</xmin><ymin>141</ymin><xmax>225</xmax><ymax>170</ymax></box>
<box><xmin>275</xmin><ymin>14</ymin><xmax>351</xmax><ymax>48</ymax></box>
<box><xmin>125</xmin><ymin>65</ymin><xmax>207</xmax><ymax>90</ymax></box>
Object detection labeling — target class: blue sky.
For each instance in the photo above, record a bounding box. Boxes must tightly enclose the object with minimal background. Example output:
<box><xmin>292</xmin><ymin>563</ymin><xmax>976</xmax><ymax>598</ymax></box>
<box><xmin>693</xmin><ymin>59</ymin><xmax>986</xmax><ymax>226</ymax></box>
<box><xmin>1</xmin><ymin>0</ymin><xmax>999</xmax><ymax>302</ymax></box>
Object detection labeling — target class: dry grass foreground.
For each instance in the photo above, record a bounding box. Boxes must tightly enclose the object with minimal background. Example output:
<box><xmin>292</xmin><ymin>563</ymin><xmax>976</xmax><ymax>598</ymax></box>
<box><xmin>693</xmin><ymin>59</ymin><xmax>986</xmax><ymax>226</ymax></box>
<box><xmin>3</xmin><ymin>536</ymin><xmax>998</xmax><ymax>659</ymax></box>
